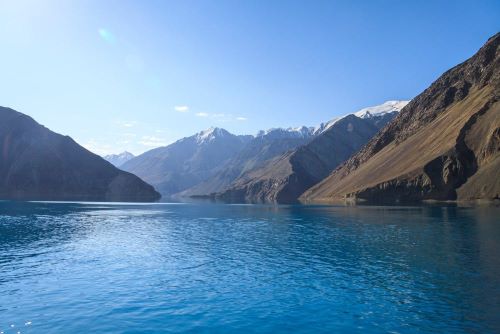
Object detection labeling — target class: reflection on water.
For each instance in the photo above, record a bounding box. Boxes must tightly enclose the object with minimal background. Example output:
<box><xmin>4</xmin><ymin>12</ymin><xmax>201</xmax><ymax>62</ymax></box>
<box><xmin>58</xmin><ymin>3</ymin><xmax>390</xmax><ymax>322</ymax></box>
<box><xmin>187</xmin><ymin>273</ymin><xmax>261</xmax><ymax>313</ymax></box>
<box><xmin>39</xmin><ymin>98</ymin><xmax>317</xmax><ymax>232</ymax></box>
<box><xmin>0</xmin><ymin>201</ymin><xmax>499</xmax><ymax>333</ymax></box>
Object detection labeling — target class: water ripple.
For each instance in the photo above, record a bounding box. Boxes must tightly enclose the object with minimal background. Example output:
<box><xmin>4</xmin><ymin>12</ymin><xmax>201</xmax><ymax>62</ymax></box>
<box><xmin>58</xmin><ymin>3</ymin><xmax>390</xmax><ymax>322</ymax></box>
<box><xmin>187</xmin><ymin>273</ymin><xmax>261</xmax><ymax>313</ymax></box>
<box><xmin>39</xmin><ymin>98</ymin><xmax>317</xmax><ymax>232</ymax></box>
<box><xmin>0</xmin><ymin>202</ymin><xmax>499</xmax><ymax>333</ymax></box>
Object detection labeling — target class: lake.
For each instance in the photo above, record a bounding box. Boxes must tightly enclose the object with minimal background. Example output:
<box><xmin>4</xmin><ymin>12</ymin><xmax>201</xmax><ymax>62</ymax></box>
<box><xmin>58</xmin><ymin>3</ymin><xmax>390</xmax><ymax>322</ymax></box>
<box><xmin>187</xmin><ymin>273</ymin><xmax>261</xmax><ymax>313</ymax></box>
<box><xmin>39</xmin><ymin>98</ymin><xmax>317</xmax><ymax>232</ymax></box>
<box><xmin>0</xmin><ymin>201</ymin><xmax>499</xmax><ymax>333</ymax></box>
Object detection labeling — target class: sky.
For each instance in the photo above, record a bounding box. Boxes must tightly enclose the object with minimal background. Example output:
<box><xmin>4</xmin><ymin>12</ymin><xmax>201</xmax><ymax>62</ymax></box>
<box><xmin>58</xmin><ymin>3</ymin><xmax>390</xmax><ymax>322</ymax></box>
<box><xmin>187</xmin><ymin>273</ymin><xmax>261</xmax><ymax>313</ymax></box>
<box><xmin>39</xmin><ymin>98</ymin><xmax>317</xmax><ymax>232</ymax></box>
<box><xmin>0</xmin><ymin>0</ymin><xmax>499</xmax><ymax>155</ymax></box>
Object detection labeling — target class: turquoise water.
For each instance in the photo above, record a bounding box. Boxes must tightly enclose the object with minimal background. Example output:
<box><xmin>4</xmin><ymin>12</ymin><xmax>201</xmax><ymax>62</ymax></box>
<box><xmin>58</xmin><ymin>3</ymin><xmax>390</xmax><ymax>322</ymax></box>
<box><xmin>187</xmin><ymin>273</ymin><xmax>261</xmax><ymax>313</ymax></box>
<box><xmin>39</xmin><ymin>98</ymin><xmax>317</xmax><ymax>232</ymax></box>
<box><xmin>0</xmin><ymin>202</ymin><xmax>499</xmax><ymax>333</ymax></box>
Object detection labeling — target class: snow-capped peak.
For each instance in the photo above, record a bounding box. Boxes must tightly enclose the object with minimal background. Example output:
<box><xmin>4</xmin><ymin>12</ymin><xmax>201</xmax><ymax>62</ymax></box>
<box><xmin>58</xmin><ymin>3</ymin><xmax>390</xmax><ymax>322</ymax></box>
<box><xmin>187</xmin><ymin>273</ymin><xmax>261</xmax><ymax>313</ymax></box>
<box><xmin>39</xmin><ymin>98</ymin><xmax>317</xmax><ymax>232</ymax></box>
<box><xmin>312</xmin><ymin>100</ymin><xmax>409</xmax><ymax>135</ymax></box>
<box><xmin>195</xmin><ymin>127</ymin><xmax>230</xmax><ymax>144</ymax></box>
<box><xmin>256</xmin><ymin>126</ymin><xmax>315</xmax><ymax>139</ymax></box>
<box><xmin>313</xmin><ymin>117</ymin><xmax>341</xmax><ymax>135</ymax></box>
<box><xmin>291</xmin><ymin>125</ymin><xmax>315</xmax><ymax>136</ymax></box>
<box><xmin>188</xmin><ymin>100</ymin><xmax>409</xmax><ymax>145</ymax></box>
<box><xmin>354</xmin><ymin>100</ymin><xmax>409</xmax><ymax>119</ymax></box>
<box><xmin>103</xmin><ymin>151</ymin><xmax>135</xmax><ymax>167</ymax></box>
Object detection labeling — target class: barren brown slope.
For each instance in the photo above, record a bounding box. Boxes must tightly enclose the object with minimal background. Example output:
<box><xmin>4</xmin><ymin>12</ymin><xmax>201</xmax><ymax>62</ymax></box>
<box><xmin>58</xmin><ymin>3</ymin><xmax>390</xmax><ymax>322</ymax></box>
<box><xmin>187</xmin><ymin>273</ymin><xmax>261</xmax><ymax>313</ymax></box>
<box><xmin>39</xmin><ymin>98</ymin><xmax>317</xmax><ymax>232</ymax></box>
<box><xmin>301</xmin><ymin>33</ymin><xmax>500</xmax><ymax>203</ymax></box>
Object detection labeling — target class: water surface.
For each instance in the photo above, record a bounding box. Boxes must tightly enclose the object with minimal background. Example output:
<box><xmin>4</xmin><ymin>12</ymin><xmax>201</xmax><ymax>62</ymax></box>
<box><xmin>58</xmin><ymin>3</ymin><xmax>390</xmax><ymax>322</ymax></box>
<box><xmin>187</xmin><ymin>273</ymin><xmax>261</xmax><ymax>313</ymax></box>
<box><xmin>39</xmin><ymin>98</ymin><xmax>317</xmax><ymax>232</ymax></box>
<box><xmin>0</xmin><ymin>202</ymin><xmax>499</xmax><ymax>333</ymax></box>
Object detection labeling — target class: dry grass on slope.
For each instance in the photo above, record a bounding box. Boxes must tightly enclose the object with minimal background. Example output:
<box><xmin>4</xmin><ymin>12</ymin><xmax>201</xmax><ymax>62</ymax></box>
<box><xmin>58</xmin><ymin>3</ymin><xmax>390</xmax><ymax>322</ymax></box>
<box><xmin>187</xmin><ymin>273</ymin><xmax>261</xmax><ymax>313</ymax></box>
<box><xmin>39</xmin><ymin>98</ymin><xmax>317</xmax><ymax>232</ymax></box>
<box><xmin>301</xmin><ymin>87</ymin><xmax>495</xmax><ymax>202</ymax></box>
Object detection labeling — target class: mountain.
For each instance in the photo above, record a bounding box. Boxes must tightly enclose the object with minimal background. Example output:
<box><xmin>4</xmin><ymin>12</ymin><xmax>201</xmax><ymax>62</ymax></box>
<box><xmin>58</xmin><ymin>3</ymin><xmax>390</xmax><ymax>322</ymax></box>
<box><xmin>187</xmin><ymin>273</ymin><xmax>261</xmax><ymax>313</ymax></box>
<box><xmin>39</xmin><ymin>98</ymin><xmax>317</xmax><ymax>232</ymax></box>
<box><xmin>121</xmin><ymin>127</ymin><xmax>253</xmax><ymax>196</ymax></box>
<box><xmin>104</xmin><ymin>151</ymin><xmax>135</xmax><ymax>167</ymax></box>
<box><xmin>179</xmin><ymin>126</ymin><xmax>316</xmax><ymax>197</ymax></box>
<box><xmin>209</xmin><ymin>102</ymin><xmax>405</xmax><ymax>203</ymax></box>
<box><xmin>256</xmin><ymin>126</ymin><xmax>315</xmax><ymax>138</ymax></box>
<box><xmin>354</xmin><ymin>100</ymin><xmax>409</xmax><ymax>119</ymax></box>
<box><xmin>302</xmin><ymin>33</ymin><xmax>500</xmax><ymax>203</ymax></box>
<box><xmin>0</xmin><ymin>107</ymin><xmax>161</xmax><ymax>202</ymax></box>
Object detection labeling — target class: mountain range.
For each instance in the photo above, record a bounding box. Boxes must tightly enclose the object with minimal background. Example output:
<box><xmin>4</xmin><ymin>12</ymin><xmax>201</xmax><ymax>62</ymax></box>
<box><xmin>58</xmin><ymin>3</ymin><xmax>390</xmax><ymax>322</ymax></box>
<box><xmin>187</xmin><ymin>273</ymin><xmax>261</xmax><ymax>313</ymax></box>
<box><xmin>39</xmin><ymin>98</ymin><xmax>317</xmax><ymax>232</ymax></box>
<box><xmin>1</xmin><ymin>33</ymin><xmax>497</xmax><ymax>204</ymax></box>
<box><xmin>176</xmin><ymin>125</ymin><xmax>321</xmax><ymax>198</ymax></box>
<box><xmin>206</xmin><ymin>102</ymin><xmax>405</xmax><ymax>203</ymax></box>
<box><xmin>121</xmin><ymin>126</ymin><xmax>317</xmax><ymax>197</ymax></box>
<box><xmin>121</xmin><ymin>128</ymin><xmax>253</xmax><ymax>196</ymax></box>
<box><xmin>120</xmin><ymin>100</ymin><xmax>407</xmax><ymax>201</ymax></box>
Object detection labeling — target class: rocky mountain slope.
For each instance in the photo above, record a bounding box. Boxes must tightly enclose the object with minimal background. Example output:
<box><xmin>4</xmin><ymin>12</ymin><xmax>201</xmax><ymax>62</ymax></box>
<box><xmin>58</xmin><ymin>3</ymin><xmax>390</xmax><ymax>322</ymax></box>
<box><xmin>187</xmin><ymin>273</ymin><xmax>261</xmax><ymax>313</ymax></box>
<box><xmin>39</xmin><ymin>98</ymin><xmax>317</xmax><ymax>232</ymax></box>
<box><xmin>0</xmin><ymin>107</ymin><xmax>161</xmax><ymax>202</ymax></box>
<box><xmin>104</xmin><ymin>151</ymin><xmax>135</xmax><ymax>167</ymax></box>
<box><xmin>211</xmin><ymin>102</ymin><xmax>404</xmax><ymax>203</ymax></box>
<box><xmin>302</xmin><ymin>33</ymin><xmax>500</xmax><ymax>203</ymax></box>
<box><xmin>121</xmin><ymin>127</ymin><xmax>253</xmax><ymax>196</ymax></box>
<box><xmin>179</xmin><ymin>127</ymin><xmax>316</xmax><ymax>197</ymax></box>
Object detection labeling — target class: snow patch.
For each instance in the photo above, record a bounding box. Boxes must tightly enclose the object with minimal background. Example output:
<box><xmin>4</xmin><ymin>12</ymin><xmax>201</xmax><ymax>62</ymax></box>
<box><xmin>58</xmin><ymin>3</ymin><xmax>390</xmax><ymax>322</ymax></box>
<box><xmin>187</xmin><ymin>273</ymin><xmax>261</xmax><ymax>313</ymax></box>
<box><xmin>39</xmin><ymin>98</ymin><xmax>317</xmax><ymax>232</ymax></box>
<box><xmin>354</xmin><ymin>100</ymin><xmax>409</xmax><ymax>119</ymax></box>
<box><xmin>256</xmin><ymin>126</ymin><xmax>315</xmax><ymax>139</ymax></box>
<box><xmin>103</xmin><ymin>151</ymin><xmax>135</xmax><ymax>167</ymax></box>
<box><xmin>195</xmin><ymin>127</ymin><xmax>230</xmax><ymax>144</ymax></box>
<box><xmin>313</xmin><ymin>100</ymin><xmax>409</xmax><ymax>135</ymax></box>
<box><xmin>313</xmin><ymin>117</ymin><xmax>341</xmax><ymax>135</ymax></box>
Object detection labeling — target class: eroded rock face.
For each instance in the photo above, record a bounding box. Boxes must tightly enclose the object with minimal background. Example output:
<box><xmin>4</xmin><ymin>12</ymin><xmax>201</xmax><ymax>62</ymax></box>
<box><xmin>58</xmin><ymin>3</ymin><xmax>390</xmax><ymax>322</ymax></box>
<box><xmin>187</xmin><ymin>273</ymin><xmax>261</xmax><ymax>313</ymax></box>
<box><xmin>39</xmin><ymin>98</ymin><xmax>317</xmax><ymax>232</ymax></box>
<box><xmin>302</xmin><ymin>33</ymin><xmax>500</xmax><ymax>203</ymax></box>
<box><xmin>0</xmin><ymin>107</ymin><xmax>161</xmax><ymax>202</ymax></box>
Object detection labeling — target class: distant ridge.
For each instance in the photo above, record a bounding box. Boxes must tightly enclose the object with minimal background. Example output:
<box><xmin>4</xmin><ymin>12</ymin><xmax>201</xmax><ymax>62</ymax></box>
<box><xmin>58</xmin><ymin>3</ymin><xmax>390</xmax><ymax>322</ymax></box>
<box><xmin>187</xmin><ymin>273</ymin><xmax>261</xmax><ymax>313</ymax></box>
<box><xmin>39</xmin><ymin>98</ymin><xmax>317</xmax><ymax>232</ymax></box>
<box><xmin>121</xmin><ymin>127</ymin><xmax>253</xmax><ymax>196</ymax></box>
<box><xmin>179</xmin><ymin>124</ymin><xmax>319</xmax><ymax>198</ymax></box>
<box><xmin>104</xmin><ymin>151</ymin><xmax>135</xmax><ymax>167</ymax></box>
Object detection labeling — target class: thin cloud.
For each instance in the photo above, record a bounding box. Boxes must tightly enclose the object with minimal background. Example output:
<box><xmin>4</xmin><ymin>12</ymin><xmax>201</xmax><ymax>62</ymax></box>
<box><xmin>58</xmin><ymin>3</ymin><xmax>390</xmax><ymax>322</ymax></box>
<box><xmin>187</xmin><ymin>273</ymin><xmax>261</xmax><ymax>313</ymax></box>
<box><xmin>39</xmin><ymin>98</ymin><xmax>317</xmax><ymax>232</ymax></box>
<box><xmin>188</xmin><ymin>111</ymin><xmax>247</xmax><ymax>122</ymax></box>
<box><xmin>116</xmin><ymin>121</ymin><xmax>137</xmax><ymax>128</ymax></box>
<box><xmin>175</xmin><ymin>105</ymin><xmax>189</xmax><ymax>112</ymax></box>
<box><xmin>139</xmin><ymin>135</ymin><xmax>168</xmax><ymax>147</ymax></box>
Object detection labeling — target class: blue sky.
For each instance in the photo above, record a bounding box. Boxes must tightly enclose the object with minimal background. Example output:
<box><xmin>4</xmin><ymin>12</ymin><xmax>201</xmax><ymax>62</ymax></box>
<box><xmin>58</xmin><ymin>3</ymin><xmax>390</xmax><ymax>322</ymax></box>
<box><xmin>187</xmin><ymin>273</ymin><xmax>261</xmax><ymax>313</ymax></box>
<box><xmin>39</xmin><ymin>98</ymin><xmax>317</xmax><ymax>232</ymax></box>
<box><xmin>0</xmin><ymin>0</ymin><xmax>499</xmax><ymax>155</ymax></box>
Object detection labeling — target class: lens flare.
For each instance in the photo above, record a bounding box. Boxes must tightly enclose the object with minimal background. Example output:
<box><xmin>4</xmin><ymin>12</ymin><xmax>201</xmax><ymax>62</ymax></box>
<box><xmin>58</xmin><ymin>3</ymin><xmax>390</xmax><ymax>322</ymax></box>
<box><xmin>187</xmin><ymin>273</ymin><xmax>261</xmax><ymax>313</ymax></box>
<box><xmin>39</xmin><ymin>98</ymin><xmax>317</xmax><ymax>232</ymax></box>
<box><xmin>98</xmin><ymin>28</ymin><xmax>115</xmax><ymax>43</ymax></box>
